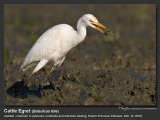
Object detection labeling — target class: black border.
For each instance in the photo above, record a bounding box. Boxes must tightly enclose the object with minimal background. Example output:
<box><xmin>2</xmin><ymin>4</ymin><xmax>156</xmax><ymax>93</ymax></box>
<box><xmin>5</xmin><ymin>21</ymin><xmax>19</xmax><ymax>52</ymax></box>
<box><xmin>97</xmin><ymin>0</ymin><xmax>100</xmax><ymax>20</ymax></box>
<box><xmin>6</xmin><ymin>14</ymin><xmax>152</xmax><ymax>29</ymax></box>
<box><xmin>1</xmin><ymin>0</ymin><xmax>160</xmax><ymax>120</ymax></box>
<box><xmin>2</xmin><ymin>0</ymin><xmax>160</xmax><ymax>4</ymax></box>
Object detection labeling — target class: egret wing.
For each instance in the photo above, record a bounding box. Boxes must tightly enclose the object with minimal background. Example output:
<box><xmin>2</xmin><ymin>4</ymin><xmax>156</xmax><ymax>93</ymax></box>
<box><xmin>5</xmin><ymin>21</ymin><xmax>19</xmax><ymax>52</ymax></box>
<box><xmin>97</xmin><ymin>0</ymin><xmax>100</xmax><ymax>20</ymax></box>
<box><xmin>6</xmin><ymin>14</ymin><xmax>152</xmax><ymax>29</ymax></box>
<box><xmin>20</xmin><ymin>26</ymin><xmax>61</xmax><ymax>70</ymax></box>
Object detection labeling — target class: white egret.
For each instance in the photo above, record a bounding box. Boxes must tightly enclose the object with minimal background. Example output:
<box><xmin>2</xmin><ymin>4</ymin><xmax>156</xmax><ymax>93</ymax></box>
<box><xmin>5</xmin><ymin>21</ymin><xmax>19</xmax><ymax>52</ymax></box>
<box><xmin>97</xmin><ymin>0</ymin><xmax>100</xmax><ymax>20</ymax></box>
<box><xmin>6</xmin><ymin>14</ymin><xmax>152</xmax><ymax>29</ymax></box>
<box><xmin>20</xmin><ymin>14</ymin><xmax>114</xmax><ymax>93</ymax></box>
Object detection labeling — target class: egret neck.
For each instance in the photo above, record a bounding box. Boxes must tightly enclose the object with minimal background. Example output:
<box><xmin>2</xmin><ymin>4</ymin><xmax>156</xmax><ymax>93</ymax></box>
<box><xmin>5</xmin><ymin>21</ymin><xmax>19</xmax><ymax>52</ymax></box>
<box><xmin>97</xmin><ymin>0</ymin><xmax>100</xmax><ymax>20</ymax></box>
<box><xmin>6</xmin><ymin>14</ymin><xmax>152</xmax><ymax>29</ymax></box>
<box><xmin>76</xmin><ymin>17</ymin><xmax>87</xmax><ymax>44</ymax></box>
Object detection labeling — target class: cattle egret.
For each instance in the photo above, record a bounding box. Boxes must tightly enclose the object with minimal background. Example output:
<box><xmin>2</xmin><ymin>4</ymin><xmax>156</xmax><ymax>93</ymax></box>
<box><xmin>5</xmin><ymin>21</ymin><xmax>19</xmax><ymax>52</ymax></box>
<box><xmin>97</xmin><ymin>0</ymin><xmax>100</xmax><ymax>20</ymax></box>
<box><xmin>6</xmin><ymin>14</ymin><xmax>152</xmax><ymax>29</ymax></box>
<box><xmin>20</xmin><ymin>14</ymin><xmax>114</xmax><ymax>93</ymax></box>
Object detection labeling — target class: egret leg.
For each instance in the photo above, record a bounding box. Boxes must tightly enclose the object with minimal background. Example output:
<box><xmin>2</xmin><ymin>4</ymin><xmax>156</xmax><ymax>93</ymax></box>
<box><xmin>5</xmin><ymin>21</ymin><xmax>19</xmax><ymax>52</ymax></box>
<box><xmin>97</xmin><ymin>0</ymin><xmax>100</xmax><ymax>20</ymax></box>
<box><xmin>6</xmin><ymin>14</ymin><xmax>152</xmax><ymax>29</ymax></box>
<box><xmin>20</xmin><ymin>59</ymin><xmax>48</xmax><ymax>95</ymax></box>
<box><xmin>48</xmin><ymin>57</ymin><xmax>66</xmax><ymax>90</ymax></box>
<box><xmin>39</xmin><ymin>85</ymin><xmax>46</xmax><ymax>96</ymax></box>
<box><xmin>48</xmin><ymin>67</ymin><xmax>56</xmax><ymax>90</ymax></box>
<box><xmin>20</xmin><ymin>73</ymin><xmax>33</xmax><ymax>95</ymax></box>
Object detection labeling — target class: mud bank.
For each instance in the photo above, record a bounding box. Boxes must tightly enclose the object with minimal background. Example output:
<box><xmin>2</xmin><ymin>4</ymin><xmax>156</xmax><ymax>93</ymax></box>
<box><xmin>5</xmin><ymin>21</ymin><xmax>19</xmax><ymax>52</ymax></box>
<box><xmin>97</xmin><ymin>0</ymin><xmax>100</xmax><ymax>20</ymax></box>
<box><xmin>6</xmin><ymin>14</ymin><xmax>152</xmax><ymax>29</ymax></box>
<box><xmin>4</xmin><ymin>4</ymin><xmax>156</xmax><ymax>105</ymax></box>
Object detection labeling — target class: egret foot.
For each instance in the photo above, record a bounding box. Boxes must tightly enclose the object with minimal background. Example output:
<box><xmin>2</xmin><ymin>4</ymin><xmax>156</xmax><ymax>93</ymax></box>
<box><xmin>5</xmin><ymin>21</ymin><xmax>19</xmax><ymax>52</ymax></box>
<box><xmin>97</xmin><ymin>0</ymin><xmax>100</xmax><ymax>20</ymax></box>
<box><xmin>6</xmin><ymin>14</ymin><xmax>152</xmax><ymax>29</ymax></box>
<box><xmin>48</xmin><ymin>79</ymin><xmax>55</xmax><ymax>90</ymax></box>
<box><xmin>19</xmin><ymin>84</ymin><xmax>27</xmax><ymax>96</ymax></box>
<box><xmin>39</xmin><ymin>86</ymin><xmax>46</xmax><ymax>96</ymax></box>
<box><xmin>16</xmin><ymin>83</ymin><xmax>27</xmax><ymax>98</ymax></box>
<box><xmin>19</xmin><ymin>74</ymin><xmax>32</xmax><ymax>96</ymax></box>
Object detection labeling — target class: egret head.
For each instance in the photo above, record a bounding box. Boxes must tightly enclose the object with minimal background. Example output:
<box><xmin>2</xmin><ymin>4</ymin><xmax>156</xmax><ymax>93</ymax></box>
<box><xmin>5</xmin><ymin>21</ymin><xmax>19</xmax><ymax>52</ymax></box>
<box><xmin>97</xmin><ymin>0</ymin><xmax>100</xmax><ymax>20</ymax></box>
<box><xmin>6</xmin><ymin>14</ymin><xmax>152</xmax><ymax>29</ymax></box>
<box><xmin>81</xmin><ymin>14</ymin><xmax>114</xmax><ymax>36</ymax></box>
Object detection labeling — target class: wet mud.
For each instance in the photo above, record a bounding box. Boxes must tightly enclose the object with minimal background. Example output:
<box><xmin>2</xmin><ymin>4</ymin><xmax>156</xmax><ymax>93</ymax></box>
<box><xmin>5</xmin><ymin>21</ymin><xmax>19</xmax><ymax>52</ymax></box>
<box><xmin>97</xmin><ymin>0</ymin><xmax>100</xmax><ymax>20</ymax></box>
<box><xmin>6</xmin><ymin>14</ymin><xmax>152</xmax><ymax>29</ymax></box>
<box><xmin>4</xmin><ymin>4</ymin><xmax>156</xmax><ymax>105</ymax></box>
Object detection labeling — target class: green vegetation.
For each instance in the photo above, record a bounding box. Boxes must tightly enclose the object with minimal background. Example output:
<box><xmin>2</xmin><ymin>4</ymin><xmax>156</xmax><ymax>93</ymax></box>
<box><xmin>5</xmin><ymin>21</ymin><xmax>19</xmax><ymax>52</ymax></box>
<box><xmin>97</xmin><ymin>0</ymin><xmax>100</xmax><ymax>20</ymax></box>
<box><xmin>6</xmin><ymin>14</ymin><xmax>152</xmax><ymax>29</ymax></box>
<box><xmin>5</xmin><ymin>19</ymin><xmax>15</xmax><ymax>25</ymax></box>
<box><xmin>4</xmin><ymin>49</ymin><xmax>12</xmax><ymax>63</ymax></box>
<box><xmin>74</xmin><ymin>76</ymin><xmax>98</xmax><ymax>92</ymax></box>
<box><xmin>25</xmin><ymin>35</ymin><xmax>39</xmax><ymax>43</ymax></box>
<box><xmin>91</xmin><ymin>84</ymin><xmax>97</xmax><ymax>91</ymax></box>
<box><xmin>74</xmin><ymin>76</ymin><xmax>87</xmax><ymax>91</ymax></box>
<box><xmin>103</xmin><ymin>35</ymin><xmax>115</xmax><ymax>42</ymax></box>
<box><xmin>131</xmin><ymin>36</ymin><xmax>140</xmax><ymax>43</ymax></box>
<box><xmin>102</xmin><ymin>25</ymin><xmax>120</xmax><ymax>42</ymax></box>
<box><xmin>20</xmin><ymin>18</ymin><xmax>35</xmax><ymax>26</ymax></box>
<box><xmin>135</xmin><ymin>11</ymin><xmax>151</xmax><ymax>21</ymax></box>
<box><xmin>31</xmin><ymin>36</ymin><xmax>39</xmax><ymax>42</ymax></box>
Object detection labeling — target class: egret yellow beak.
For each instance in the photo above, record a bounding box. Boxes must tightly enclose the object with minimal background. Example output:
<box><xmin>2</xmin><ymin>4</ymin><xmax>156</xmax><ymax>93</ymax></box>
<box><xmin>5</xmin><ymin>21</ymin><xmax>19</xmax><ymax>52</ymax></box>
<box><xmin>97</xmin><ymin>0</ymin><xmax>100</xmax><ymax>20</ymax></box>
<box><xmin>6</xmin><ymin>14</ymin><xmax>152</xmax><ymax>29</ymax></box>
<box><xmin>91</xmin><ymin>22</ymin><xmax>114</xmax><ymax>36</ymax></box>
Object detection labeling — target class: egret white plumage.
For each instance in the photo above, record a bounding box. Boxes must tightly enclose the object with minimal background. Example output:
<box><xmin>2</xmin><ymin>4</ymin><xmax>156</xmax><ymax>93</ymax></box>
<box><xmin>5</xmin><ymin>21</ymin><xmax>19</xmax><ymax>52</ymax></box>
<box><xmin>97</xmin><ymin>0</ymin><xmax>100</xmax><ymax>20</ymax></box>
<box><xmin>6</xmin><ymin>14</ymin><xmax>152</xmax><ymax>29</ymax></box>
<box><xmin>20</xmin><ymin>14</ymin><xmax>114</xmax><ymax>93</ymax></box>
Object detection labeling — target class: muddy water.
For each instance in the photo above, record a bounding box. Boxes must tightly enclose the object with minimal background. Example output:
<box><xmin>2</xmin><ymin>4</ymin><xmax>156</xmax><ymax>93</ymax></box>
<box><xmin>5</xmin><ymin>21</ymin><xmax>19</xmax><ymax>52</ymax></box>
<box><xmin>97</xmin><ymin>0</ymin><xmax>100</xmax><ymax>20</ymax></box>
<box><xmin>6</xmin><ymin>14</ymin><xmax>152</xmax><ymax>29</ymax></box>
<box><xmin>4</xmin><ymin>4</ymin><xmax>156</xmax><ymax>105</ymax></box>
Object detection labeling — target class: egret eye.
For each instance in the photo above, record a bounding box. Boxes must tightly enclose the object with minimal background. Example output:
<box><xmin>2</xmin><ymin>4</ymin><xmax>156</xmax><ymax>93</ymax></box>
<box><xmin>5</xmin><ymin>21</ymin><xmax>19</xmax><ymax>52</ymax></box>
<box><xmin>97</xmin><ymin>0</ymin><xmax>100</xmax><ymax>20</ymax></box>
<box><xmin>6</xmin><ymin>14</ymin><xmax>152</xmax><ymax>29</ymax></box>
<box><xmin>89</xmin><ymin>19</ymin><xmax>93</xmax><ymax>22</ymax></box>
